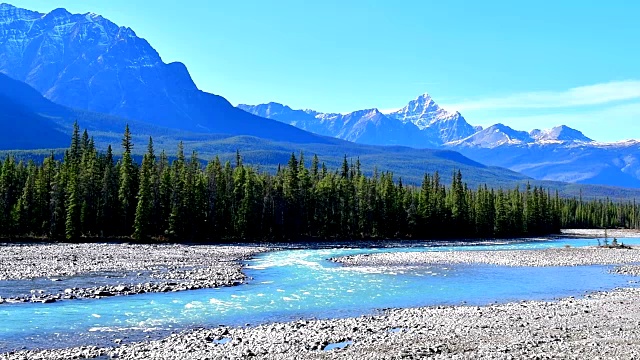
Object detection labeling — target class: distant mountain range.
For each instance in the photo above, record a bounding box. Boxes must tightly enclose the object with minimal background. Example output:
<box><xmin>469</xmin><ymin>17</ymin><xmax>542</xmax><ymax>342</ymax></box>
<box><xmin>0</xmin><ymin>3</ymin><xmax>639</xmax><ymax>196</ymax></box>
<box><xmin>239</xmin><ymin>94</ymin><xmax>596</xmax><ymax>148</ymax></box>
<box><xmin>238</xmin><ymin>93</ymin><xmax>478</xmax><ymax>148</ymax></box>
<box><xmin>240</xmin><ymin>93</ymin><xmax>640</xmax><ymax>188</ymax></box>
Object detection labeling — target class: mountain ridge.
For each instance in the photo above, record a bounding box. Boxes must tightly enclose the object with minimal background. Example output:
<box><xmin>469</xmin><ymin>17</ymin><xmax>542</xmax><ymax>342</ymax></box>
<box><xmin>239</xmin><ymin>93</ymin><xmax>639</xmax><ymax>188</ymax></box>
<box><xmin>0</xmin><ymin>3</ymin><xmax>337</xmax><ymax>145</ymax></box>
<box><xmin>239</xmin><ymin>96</ymin><xmax>593</xmax><ymax>148</ymax></box>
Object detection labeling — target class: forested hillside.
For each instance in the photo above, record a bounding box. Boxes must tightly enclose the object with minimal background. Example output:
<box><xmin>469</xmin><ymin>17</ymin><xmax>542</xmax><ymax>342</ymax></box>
<box><xmin>0</xmin><ymin>125</ymin><xmax>637</xmax><ymax>243</ymax></box>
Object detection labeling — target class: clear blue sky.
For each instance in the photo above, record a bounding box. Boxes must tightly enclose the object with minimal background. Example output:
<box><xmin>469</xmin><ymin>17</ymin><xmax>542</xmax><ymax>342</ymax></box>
<box><xmin>9</xmin><ymin>0</ymin><xmax>640</xmax><ymax>141</ymax></box>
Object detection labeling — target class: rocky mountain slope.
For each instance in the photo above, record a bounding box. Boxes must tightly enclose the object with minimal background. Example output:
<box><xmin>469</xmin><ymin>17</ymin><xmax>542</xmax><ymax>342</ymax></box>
<box><xmin>0</xmin><ymin>73</ymin><xmax>68</xmax><ymax>149</ymax></box>
<box><xmin>0</xmin><ymin>4</ymin><xmax>332</xmax><ymax>145</ymax></box>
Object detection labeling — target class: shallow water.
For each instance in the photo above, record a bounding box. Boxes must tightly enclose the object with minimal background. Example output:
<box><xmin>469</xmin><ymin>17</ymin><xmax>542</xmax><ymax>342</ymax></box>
<box><xmin>324</xmin><ymin>340</ymin><xmax>353</xmax><ymax>351</ymax></box>
<box><xmin>0</xmin><ymin>270</ymin><xmax>159</xmax><ymax>299</ymax></box>
<box><xmin>0</xmin><ymin>237</ymin><xmax>638</xmax><ymax>352</ymax></box>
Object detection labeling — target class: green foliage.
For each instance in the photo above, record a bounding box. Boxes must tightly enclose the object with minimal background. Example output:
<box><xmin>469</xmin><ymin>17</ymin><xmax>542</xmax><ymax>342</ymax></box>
<box><xmin>133</xmin><ymin>138</ymin><xmax>156</xmax><ymax>241</ymax></box>
<box><xmin>0</xmin><ymin>127</ymin><xmax>637</xmax><ymax>242</ymax></box>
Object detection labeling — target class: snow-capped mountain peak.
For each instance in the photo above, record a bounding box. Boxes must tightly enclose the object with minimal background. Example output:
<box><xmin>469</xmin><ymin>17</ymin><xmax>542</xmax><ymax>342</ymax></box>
<box><xmin>530</xmin><ymin>125</ymin><xmax>593</xmax><ymax>143</ymax></box>
<box><xmin>451</xmin><ymin>124</ymin><xmax>595</xmax><ymax>149</ymax></box>
<box><xmin>383</xmin><ymin>93</ymin><xmax>477</xmax><ymax>143</ymax></box>
<box><xmin>448</xmin><ymin>123</ymin><xmax>533</xmax><ymax>148</ymax></box>
<box><xmin>388</xmin><ymin>92</ymin><xmax>452</xmax><ymax>128</ymax></box>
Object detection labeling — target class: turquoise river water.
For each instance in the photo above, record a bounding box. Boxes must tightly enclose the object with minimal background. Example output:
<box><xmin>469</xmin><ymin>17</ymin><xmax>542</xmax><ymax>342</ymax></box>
<box><xmin>1</xmin><ymin>237</ymin><xmax>639</xmax><ymax>352</ymax></box>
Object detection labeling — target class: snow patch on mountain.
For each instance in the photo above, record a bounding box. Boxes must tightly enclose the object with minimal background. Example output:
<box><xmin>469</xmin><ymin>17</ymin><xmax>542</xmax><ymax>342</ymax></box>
<box><xmin>449</xmin><ymin>124</ymin><xmax>596</xmax><ymax>148</ymax></box>
<box><xmin>530</xmin><ymin>125</ymin><xmax>593</xmax><ymax>142</ymax></box>
<box><xmin>447</xmin><ymin>123</ymin><xmax>533</xmax><ymax>147</ymax></box>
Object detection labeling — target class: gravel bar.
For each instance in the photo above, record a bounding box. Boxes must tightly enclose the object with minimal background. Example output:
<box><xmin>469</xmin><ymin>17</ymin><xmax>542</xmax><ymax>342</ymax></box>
<box><xmin>561</xmin><ymin>229</ymin><xmax>640</xmax><ymax>238</ymax></box>
<box><xmin>334</xmin><ymin>247</ymin><xmax>640</xmax><ymax>269</ymax></box>
<box><xmin>0</xmin><ymin>243</ymin><xmax>267</xmax><ymax>303</ymax></box>
<box><xmin>5</xmin><ymin>287</ymin><xmax>640</xmax><ymax>359</ymax></box>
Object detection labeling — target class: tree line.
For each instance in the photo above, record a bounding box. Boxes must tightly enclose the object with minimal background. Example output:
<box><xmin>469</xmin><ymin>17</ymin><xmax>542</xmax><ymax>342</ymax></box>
<box><xmin>0</xmin><ymin>125</ymin><xmax>637</xmax><ymax>242</ymax></box>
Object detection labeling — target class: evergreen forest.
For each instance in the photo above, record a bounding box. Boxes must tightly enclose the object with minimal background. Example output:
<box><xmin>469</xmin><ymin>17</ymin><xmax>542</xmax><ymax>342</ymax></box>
<box><xmin>0</xmin><ymin>124</ymin><xmax>638</xmax><ymax>243</ymax></box>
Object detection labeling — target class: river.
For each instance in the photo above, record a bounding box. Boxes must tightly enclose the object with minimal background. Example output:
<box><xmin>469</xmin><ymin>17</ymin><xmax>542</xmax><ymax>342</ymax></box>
<box><xmin>1</xmin><ymin>237</ymin><xmax>638</xmax><ymax>352</ymax></box>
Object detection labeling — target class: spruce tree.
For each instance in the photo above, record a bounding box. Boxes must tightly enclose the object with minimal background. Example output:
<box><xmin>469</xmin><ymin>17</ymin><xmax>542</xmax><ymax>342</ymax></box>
<box><xmin>133</xmin><ymin>152</ymin><xmax>153</xmax><ymax>241</ymax></box>
<box><xmin>65</xmin><ymin>165</ymin><xmax>81</xmax><ymax>241</ymax></box>
<box><xmin>118</xmin><ymin>125</ymin><xmax>136</xmax><ymax>235</ymax></box>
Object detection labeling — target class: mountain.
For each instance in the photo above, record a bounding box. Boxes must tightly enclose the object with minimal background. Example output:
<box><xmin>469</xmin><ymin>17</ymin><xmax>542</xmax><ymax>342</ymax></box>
<box><xmin>242</xmin><ymin>92</ymin><xmax>640</xmax><ymax>189</ymax></box>
<box><xmin>4</xmin><ymin>70</ymin><xmax>633</xmax><ymax>199</ymax></box>
<box><xmin>0</xmin><ymin>71</ymin><xmax>199</xmax><ymax>149</ymax></box>
<box><xmin>0</xmin><ymin>3</ymin><xmax>333</xmax><ymax>145</ymax></box>
<box><xmin>385</xmin><ymin>93</ymin><xmax>478</xmax><ymax>143</ymax></box>
<box><xmin>449</xmin><ymin>123</ymin><xmax>534</xmax><ymax>147</ymax></box>
<box><xmin>238</xmin><ymin>103</ymin><xmax>431</xmax><ymax>147</ymax></box>
<box><xmin>450</xmin><ymin>140</ymin><xmax>640</xmax><ymax>189</ymax></box>
<box><xmin>452</xmin><ymin>124</ymin><xmax>594</xmax><ymax>148</ymax></box>
<box><xmin>0</xmin><ymin>74</ymin><xmax>68</xmax><ymax>149</ymax></box>
<box><xmin>529</xmin><ymin>125</ymin><xmax>593</xmax><ymax>143</ymax></box>
<box><xmin>441</xmin><ymin>123</ymin><xmax>640</xmax><ymax>186</ymax></box>
<box><xmin>239</xmin><ymin>94</ymin><xmax>479</xmax><ymax>148</ymax></box>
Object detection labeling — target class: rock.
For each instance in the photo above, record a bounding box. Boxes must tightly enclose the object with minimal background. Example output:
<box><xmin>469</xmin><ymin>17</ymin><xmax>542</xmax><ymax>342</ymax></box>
<box><xmin>114</xmin><ymin>285</ymin><xmax>130</xmax><ymax>292</ymax></box>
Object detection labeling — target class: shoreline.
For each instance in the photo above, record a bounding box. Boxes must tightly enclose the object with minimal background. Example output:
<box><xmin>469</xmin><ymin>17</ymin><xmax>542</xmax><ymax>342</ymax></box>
<box><xmin>0</xmin><ymin>243</ymin><xmax>269</xmax><ymax>304</ymax></box>
<box><xmin>334</xmin><ymin>247</ymin><xmax>640</xmax><ymax>274</ymax></box>
<box><xmin>559</xmin><ymin>228</ymin><xmax>640</xmax><ymax>239</ymax></box>
<box><xmin>1</xmin><ymin>228</ymin><xmax>639</xmax><ymax>303</ymax></box>
<box><xmin>5</xmin><ymin>287</ymin><xmax>640</xmax><ymax>359</ymax></box>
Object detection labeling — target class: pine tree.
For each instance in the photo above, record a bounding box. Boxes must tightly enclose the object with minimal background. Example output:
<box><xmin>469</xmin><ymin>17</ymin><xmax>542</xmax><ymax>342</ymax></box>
<box><xmin>13</xmin><ymin>162</ymin><xmax>37</xmax><ymax>235</ymax></box>
<box><xmin>98</xmin><ymin>146</ymin><xmax>118</xmax><ymax>237</ymax></box>
<box><xmin>168</xmin><ymin>142</ymin><xmax>187</xmax><ymax>239</ymax></box>
<box><xmin>65</xmin><ymin>164</ymin><xmax>81</xmax><ymax>241</ymax></box>
<box><xmin>118</xmin><ymin>125</ymin><xmax>136</xmax><ymax>235</ymax></box>
<box><xmin>133</xmin><ymin>138</ymin><xmax>156</xmax><ymax>241</ymax></box>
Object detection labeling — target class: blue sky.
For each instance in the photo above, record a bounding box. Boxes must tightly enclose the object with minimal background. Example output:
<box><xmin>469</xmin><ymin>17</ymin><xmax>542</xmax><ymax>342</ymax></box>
<box><xmin>9</xmin><ymin>0</ymin><xmax>640</xmax><ymax>141</ymax></box>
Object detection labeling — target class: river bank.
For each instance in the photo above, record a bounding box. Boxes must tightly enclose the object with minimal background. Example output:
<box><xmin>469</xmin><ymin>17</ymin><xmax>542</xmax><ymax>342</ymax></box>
<box><xmin>4</xmin><ymin>286</ymin><xmax>640</xmax><ymax>359</ymax></box>
<box><xmin>560</xmin><ymin>228</ymin><xmax>640</xmax><ymax>238</ymax></box>
<box><xmin>334</xmin><ymin>246</ymin><xmax>640</xmax><ymax>272</ymax></box>
<box><xmin>0</xmin><ymin>243</ymin><xmax>268</xmax><ymax>303</ymax></box>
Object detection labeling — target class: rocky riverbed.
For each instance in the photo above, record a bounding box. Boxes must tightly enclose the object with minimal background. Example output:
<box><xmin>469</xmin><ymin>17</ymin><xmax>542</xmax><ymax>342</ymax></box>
<box><xmin>333</xmin><ymin>246</ymin><xmax>640</xmax><ymax>269</ymax></box>
<box><xmin>5</xmin><ymin>287</ymin><xmax>640</xmax><ymax>359</ymax></box>
<box><xmin>0</xmin><ymin>243</ymin><xmax>267</xmax><ymax>304</ymax></box>
<box><xmin>561</xmin><ymin>228</ymin><xmax>640</xmax><ymax>238</ymax></box>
